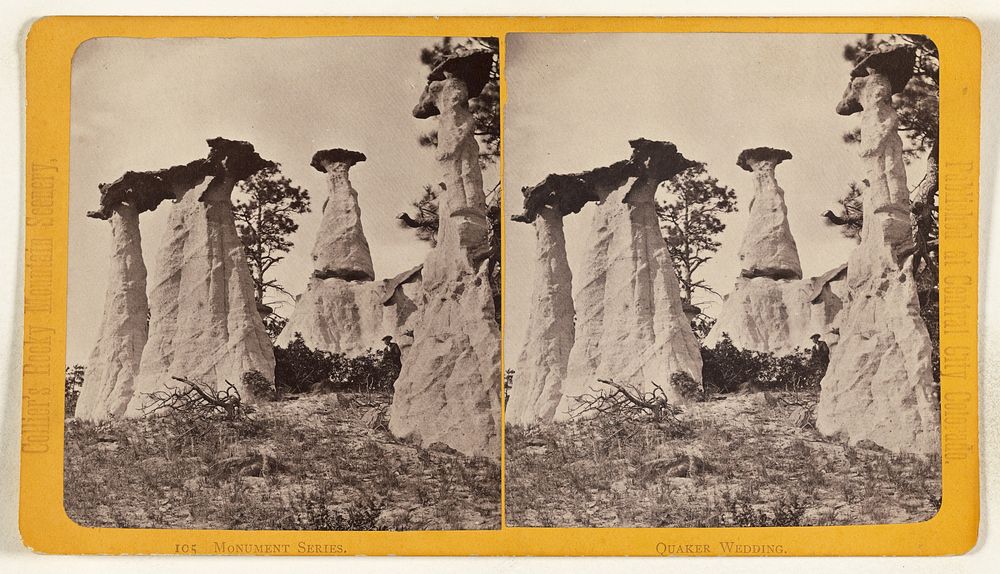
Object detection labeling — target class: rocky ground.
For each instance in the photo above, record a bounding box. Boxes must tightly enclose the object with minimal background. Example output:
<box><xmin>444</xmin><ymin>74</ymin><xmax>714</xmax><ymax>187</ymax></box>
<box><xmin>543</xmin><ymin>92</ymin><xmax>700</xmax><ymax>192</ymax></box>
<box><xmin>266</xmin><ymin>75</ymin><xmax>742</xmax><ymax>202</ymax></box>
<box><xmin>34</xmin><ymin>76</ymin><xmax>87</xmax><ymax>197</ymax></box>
<box><xmin>505</xmin><ymin>390</ymin><xmax>941</xmax><ymax>528</ymax></box>
<box><xmin>64</xmin><ymin>392</ymin><xmax>500</xmax><ymax>530</ymax></box>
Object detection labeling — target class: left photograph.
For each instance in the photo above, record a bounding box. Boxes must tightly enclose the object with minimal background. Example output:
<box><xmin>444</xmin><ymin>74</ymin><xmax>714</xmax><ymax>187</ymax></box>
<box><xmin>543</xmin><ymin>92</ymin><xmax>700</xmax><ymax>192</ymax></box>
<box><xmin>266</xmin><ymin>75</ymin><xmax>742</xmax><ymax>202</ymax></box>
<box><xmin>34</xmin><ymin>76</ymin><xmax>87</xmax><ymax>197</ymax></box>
<box><xmin>63</xmin><ymin>36</ymin><xmax>502</xmax><ymax>530</ymax></box>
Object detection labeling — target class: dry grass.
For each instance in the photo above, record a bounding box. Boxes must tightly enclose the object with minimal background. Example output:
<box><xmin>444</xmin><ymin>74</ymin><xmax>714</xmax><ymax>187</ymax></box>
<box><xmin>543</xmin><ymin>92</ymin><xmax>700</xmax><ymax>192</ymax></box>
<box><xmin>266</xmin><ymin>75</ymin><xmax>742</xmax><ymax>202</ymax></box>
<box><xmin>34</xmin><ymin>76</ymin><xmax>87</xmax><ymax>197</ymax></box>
<box><xmin>64</xmin><ymin>392</ymin><xmax>500</xmax><ymax>531</ymax></box>
<box><xmin>505</xmin><ymin>391</ymin><xmax>941</xmax><ymax>528</ymax></box>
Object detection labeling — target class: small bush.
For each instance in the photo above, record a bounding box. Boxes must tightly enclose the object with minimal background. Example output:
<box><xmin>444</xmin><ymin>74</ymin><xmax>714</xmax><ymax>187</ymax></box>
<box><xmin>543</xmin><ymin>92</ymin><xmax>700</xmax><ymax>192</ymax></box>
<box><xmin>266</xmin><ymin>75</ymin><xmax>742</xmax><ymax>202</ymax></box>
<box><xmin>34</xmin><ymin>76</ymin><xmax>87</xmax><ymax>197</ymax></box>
<box><xmin>242</xmin><ymin>369</ymin><xmax>275</xmax><ymax>401</ymax></box>
<box><xmin>289</xmin><ymin>486</ymin><xmax>389</xmax><ymax>531</ymax></box>
<box><xmin>701</xmin><ymin>334</ymin><xmax>825</xmax><ymax>394</ymax></box>
<box><xmin>719</xmin><ymin>491</ymin><xmax>807</xmax><ymax>527</ymax></box>
<box><xmin>273</xmin><ymin>334</ymin><xmax>399</xmax><ymax>394</ymax></box>
<box><xmin>65</xmin><ymin>365</ymin><xmax>85</xmax><ymax>416</ymax></box>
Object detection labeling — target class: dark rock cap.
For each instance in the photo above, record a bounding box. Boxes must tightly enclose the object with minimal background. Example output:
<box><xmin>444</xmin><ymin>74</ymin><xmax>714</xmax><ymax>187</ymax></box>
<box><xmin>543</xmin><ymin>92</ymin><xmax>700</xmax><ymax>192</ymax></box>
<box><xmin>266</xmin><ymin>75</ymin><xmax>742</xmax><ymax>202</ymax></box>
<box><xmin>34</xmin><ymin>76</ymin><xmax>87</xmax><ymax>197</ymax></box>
<box><xmin>850</xmin><ymin>45</ymin><xmax>916</xmax><ymax>94</ymax></box>
<box><xmin>628</xmin><ymin>138</ymin><xmax>697</xmax><ymax>183</ymax></box>
<box><xmin>206</xmin><ymin>137</ymin><xmax>275</xmax><ymax>182</ymax></box>
<box><xmin>512</xmin><ymin>161</ymin><xmax>637</xmax><ymax>224</ymax></box>
<box><xmin>513</xmin><ymin>139</ymin><xmax>697</xmax><ymax>223</ymax></box>
<box><xmin>89</xmin><ymin>138</ymin><xmax>273</xmax><ymax>219</ymax></box>
<box><xmin>87</xmin><ymin>158</ymin><xmax>212</xmax><ymax>220</ymax></box>
<box><xmin>311</xmin><ymin>148</ymin><xmax>367</xmax><ymax>172</ymax></box>
<box><xmin>427</xmin><ymin>50</ymin><xmax>494</xmax><ymax>99</ymax></box>
<box><xmin>413</xmin><ymin>50</ymin><xmax>495</xmax><ymax>119</ymax></box>
<box><xmin>737</xmin><ymin>147</ymin><xmax>793</xmax><ymax>172</ymax></box>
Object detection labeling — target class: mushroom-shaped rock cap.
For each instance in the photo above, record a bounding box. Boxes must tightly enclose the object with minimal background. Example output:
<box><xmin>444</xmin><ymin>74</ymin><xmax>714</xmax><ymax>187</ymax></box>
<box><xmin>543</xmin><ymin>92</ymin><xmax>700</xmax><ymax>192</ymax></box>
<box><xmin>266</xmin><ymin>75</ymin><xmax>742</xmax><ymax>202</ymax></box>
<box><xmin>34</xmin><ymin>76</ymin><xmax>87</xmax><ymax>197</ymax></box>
<box><xmin>206</xmin><ymin>137</ymin><xmax>275</xmax><ymax>182</ymax></box>
<box><xmin>850</xmin><ymin>45</ymin><xmax>916</xmax><ymax>94</ymax></box>
<box><xmin>512</xmin><ymin>160</ymin><xmax>638</xmax><ymax>224</ymax></box>
<box><xmin>310</xmin><ymin>148</ymin><xmax>367</xmax><ymax>172</ymax></box>
<box><xmin>628</xmin><ymin>138</ymin><xmax>697</xmax><ymax>182</ymax></box>
<box><xmin>427</xmin><ymin>50</ymin><xmax>494</xmax><ymax>100</ymax></box>
<box><xmin>87</xmin><ymin>158</ymin><xmax>213</xmax><ymax>220</ymax></box>
<box><xmin>737</xmin><ymin>147</ymin><xmax>793</xmax><ymax>171</ymax></box>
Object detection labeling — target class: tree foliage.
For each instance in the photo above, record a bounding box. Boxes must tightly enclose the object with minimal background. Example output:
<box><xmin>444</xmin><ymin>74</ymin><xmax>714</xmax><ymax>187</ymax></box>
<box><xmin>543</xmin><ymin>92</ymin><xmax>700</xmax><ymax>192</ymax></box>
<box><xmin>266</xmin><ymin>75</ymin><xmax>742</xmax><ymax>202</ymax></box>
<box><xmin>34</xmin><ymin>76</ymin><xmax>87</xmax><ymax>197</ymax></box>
<box><xmin>273</xmin><ymin>334</ymin><xmax>399</xmax><ymax>395</ymax></box>
<box><xmin>233</xmin><ymin>164</ymin><xmax>311</xmax><ymax>339</ymax></box>
<box><xmin>657</xmin><ymin>162</ymin><xmax>738</xmax><ymax>306</ymax></box>
<box><xmin>65</xmin><ymin>364</ymin><xmax>85</xmax><ymax>416</ymax></box>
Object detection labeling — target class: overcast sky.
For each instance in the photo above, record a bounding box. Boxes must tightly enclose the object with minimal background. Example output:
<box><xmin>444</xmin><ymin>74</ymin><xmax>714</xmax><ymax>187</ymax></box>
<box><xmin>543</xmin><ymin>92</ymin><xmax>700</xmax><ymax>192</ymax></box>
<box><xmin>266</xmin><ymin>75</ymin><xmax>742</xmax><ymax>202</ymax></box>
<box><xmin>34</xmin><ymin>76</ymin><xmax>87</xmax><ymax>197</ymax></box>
<box><xmin>68</xmin><ymin>36</ymin><xmax>497</xmax><ymax>365</ymax></box>
<box><xmin>502</xmin><ymin>33</ymin><xmax>929</xmax><ymax>363</ymax></box>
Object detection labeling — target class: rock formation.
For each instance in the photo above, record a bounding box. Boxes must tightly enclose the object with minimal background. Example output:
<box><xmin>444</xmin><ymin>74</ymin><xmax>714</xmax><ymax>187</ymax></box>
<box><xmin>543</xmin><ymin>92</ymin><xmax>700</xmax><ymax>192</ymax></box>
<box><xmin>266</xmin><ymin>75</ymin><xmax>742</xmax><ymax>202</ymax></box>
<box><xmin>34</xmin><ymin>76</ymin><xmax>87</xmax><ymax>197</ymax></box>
<box><xmin>389</xmin><ymin>51</ymin><xmax>501</xmax><ymax>457</ymax></box>
<box><xmin>74</xmin><ymin>202</ymin><xmax>149</xmax><ymax>421</ymax></box>
<box><xmin>706</xmin><ymin>149</ymin><xmax>846</xmax><ymax>355</ymax></box>
<box><xmin>505</xmin><ymin>205</ymin><xmax>575</xmax><ymax>426</ymax></box>
<box><xmin>277</xmin><ymin>148</ymin><xmax>422</xmax><ymax>356</ymax></box>
<box><xmin>705</xmin><ymin>266</ymin><xmax>848</xmax><ymax>355</ymax></box>
<box><xmin>816</xmin><ymin>46</ymin><xmax>939</xmax><ymax>454</ymax></box>
<box><xmin>277</xmin><ymin>265</ymin><xmax>422</xmax><ymax>356</ymax></box>
<box><xmin>126</xmin><ymin>138</ymin><xmax>276</xmax><ymax>415</ymax></box>
<box><xmin>277</xmin><ymin>150</ymin><xmax>421</xmax><ymax>356</ymax></box>
<box><xmin>553</xmin><ymin>140</ymin><xmax>704</xmax><ymax>421</ymax></box>
<box><xmin>736</xmin><ymin>147</ymin><xmax>802</xmax><ymax>280</ymax></box>
<box><xmin>309</xmin><ymin>149</ymin><xmax>375</xmax><ymax>281</ymax></box>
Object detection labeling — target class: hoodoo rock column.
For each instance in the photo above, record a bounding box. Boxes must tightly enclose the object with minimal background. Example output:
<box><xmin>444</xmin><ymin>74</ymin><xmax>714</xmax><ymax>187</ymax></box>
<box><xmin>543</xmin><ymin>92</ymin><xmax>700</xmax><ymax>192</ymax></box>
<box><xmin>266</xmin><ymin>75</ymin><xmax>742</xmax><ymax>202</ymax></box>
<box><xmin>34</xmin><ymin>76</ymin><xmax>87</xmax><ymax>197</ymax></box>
<box><xmin>74</xmin><ymin>201</ymin><xmax>149</xmax><ymax>421</ymax></box>
<box><xmin>388</xmin><ymin>51</ymin><xmax>501</xmax><ymax>458</ymax></box>
<box><xmin>276</xmin><ymin>148</ymin><xmax>422</xmax><ymax>355</ymax></box>
<box><xmin>706</xmin><ymin>148</ymin><xmax>846</xmax><ymax>354</ymax></box>
<box><xmin>506</xmin><ymin>205</ymin><xmax>575</xmax><ymax>426</ymax></box>
<box><xmin>555</xmin><ymin>140</ymin><xmax>704</xmax><ymax>420</ymax></box>
<box><xmin>816</xmin><ymin>46</ymin><xmax>939</xmax><ymax>454</ymax></box>
<box><xmin>126</xmin><ymin>139</ymin><xmax>276</xmax><ymax>415</ymax></box>
<box><xmin>736</xmin><ymin>147</ymin><xmax>802</xmax><ymax>280</ymax></box>
<box><xmin>310</xmin><ymin>149</ymin><xmax>375</xmax><ymax>281</ymax></box>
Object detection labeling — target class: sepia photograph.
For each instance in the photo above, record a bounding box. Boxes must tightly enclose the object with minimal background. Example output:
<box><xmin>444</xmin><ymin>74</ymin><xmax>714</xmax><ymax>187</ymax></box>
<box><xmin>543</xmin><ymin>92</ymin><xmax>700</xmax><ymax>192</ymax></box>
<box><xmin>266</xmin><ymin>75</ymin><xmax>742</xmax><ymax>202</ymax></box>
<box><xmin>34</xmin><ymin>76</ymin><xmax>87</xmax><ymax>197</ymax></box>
<box><xmin>503</xmin><ymin>33</ymin><xmax>942</xmax><ymax>528</ymax></box>
<box><xmin>63</xmin><ymin>35</ymin><xmax>502</xmax><ymax>531</ymax></box>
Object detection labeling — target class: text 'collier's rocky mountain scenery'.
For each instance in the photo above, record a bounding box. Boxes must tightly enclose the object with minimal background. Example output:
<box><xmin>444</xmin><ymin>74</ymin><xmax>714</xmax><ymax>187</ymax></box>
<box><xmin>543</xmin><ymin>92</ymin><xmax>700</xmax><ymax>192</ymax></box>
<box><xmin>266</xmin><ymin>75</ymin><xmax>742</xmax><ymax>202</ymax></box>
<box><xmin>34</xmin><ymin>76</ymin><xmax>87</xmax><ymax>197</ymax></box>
<box><xmin>503</xmin><ymin>33</ymin><xmax>941</xmax><ymax>527</ymax></box>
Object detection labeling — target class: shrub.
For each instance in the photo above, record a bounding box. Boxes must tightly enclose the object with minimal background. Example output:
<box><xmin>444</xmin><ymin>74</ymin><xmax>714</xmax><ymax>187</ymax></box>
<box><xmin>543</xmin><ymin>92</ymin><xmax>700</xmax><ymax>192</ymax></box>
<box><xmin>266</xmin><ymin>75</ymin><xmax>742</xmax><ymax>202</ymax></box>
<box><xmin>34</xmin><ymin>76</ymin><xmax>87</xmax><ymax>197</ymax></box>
<box><xmin>273</xmin><ymin>334</ymin><xmax>398</xmax><ymax>394</ymax></box>
<box><xmin>719</xmin><ymin>491</ymin><xmax>807</xmax><ymax>527</ymax></box>
<box><xmin>64</xmin><ymin>365</ymin><xmax>85</xmax><ymax>416</ymax></box>
<box><xmin>242</xmin><ymin>369</ymin><xmax>275</xmax><ymax>401</ymax></box>
<box><xmin>701</xmin><ymin>334</ymin><xmax>824</xmax><ymax>394</ymax></box>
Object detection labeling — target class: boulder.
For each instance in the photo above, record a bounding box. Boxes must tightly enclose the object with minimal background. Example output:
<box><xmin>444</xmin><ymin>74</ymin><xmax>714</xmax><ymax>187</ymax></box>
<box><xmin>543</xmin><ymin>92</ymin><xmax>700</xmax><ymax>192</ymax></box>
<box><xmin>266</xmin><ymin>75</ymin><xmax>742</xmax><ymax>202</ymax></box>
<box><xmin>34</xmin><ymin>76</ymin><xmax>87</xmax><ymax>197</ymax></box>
<box><xmin>817</xmin><ymin>49</ymin><xmax>938</xmax><ymax>455</ymax></box>
<box><xmin>389</xmin><ymin>53</ymin><xmax>501</xmax><ymax>458</ymax></box>
<box><xmin>555</xmin><ymin>140</ymin><xmax>703</xmax><ymax>419</ymax></box>
<box><xmin>74</xmin><ymin>203</ymin><xmax>149</xmax><ymax>421</ymax></box>
<box><xmin>126</xmin><ymin>139</ymin><xmax>275</xmax><ymax>415</ymax></box>
<box><xmin>506</xmin><ymin>206</ymin><xmax>575</xmax><ymax>425</ymax></box>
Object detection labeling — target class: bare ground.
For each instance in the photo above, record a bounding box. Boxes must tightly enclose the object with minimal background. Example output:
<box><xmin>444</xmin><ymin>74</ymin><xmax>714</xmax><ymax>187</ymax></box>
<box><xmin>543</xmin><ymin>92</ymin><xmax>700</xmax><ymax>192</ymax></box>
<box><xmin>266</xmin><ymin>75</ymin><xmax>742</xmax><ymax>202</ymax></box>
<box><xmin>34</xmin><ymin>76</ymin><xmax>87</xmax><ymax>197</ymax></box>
<box><xmin>64</xmin><ymin>392</ymin><xmax>500</xmax><ymax>530</ymax></box>
<box><xmin>505</xmin><ymin>391</ymin><xmax>941</xmax><ymax>528</ymax></box>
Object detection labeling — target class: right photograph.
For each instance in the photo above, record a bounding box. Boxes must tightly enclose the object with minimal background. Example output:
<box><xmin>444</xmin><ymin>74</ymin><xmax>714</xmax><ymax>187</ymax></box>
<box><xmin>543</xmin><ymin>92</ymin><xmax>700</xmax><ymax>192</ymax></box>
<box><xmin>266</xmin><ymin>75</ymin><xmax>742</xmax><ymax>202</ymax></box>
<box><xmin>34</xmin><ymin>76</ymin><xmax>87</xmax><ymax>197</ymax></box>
<box><xmin>503</xmin><ymin>33</ymin><xmax>942</xmax><ymax>528</ymax></box>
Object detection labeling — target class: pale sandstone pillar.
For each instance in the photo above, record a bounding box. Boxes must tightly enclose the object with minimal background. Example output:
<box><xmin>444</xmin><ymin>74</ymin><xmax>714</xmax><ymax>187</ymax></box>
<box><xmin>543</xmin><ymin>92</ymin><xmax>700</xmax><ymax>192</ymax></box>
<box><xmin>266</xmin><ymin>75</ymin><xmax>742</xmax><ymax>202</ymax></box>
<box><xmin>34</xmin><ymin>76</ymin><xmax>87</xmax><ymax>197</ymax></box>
<box><xmin>75</xmin><ymin>201</ymin><xmax>149</xmax><ymax>421</ymax></box>
<box><xmin>127</xmin><ymin>139</ymin><xmax>276</xmax><ymax>415</ymax></box>
<box><xmin>389</xmin><ymin>51</ymin><xmax>501</xmax><ymax>458</ymax></box>
<box><xmin>555</xmin><ymin>140</ymin><xmax>703</xmax><ymax>420</ymax></box>
<box><xmin>817</xmin><ymin>47</ymin><xmax>939</xmax><ymax>454</ymax></box>
<box><xmin>506</xmin><ymin>205</ymin><xmax>575</xmax><ymax>426</ymax></box>
<box><xmin>736</xmin><ymin>147</ymin><xmax>802</xmax><ymax>280</ymax></box>
<box><xmin>309</xmin><ymin>148</ymin><xmax>374</xmax><ymax>281</ymax></box>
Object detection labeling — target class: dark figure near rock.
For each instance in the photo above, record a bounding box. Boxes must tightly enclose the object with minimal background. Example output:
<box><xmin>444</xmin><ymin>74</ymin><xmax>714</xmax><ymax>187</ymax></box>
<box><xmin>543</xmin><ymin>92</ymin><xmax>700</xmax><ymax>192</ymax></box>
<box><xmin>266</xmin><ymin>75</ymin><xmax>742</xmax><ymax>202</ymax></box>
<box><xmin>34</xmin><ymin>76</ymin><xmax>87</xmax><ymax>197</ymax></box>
<box><xmin>382</xmin><ymin>335</ymin><xmax>402</xmax><ymax>387</ymax></box>
<box><xmin>810</xmin><ymin>334</ymin><xmax>830</xmax><ymax>373</ymax></box>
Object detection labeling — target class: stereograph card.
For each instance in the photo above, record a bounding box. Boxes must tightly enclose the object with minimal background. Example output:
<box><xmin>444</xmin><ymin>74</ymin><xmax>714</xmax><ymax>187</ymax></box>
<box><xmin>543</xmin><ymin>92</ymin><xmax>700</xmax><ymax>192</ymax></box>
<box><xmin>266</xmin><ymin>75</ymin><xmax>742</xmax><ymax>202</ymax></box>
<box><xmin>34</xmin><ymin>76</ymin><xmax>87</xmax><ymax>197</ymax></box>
<box><xmin>20</xmin><ymin>16</ymin><xmax>980</xmax><ymax>556</ymax></box>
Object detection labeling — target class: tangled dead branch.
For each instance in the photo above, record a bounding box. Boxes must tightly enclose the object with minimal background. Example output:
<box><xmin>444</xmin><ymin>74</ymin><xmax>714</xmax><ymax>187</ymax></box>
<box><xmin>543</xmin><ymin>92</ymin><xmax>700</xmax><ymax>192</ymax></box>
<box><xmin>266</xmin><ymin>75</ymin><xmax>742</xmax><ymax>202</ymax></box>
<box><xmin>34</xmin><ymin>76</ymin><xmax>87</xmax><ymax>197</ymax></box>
<box><xmin>142</xmin><ymin>376</ymin><xmax>253</xmax><ymax>421</ymax></box>
<box><xmin>570</xmin><ymin>379</ymin><xmax>684</xmax><ymax>427</ymax></box>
